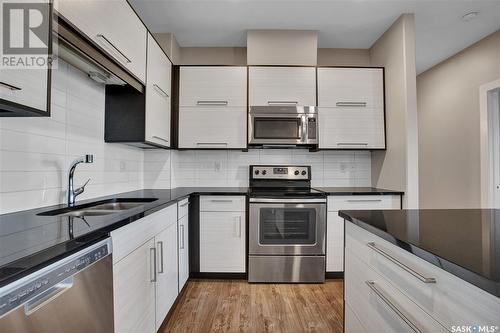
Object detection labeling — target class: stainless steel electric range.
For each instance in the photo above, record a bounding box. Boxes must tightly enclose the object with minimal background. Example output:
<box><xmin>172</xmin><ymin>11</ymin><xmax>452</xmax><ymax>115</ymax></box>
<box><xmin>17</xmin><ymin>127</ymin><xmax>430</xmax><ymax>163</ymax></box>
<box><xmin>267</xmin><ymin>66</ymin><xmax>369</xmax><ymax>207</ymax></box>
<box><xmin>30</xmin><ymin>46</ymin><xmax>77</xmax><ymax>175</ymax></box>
<box><xmin>248</xmin><ymin>165</ymin><xmax>326</xmax><ymax>283</ymax></box>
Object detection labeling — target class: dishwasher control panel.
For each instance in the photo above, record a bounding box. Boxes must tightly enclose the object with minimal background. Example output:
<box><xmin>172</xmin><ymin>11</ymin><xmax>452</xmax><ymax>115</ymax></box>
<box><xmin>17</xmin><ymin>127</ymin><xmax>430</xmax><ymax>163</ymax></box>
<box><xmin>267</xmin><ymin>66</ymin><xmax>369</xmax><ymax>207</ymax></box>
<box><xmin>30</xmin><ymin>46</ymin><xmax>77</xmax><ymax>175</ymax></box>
<box><xmin>0</xmin><ymin>238</ymin><xmax>111</xmax><ymax>318</ymax></box>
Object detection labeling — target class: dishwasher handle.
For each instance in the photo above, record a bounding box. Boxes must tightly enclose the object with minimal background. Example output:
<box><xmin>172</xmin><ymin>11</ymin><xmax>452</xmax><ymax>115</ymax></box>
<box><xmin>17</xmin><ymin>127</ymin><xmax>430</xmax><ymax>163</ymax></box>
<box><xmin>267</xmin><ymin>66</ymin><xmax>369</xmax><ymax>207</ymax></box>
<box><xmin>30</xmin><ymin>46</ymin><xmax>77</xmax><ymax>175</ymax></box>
<box><xmin>24</xmin><ymin>277</ymin><xmax>74</xmax><ymax>315</ymax></box>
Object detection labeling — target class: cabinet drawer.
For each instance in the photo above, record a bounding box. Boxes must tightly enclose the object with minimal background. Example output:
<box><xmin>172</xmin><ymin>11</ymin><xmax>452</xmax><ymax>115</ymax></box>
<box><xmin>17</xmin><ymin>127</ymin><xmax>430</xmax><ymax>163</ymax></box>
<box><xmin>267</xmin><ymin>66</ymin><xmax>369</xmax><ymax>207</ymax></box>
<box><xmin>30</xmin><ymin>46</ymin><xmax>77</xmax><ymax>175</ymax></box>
<box><xmin>177</xmin><ymin>198</ymin><xmax>189</xmax><ymax>219</ymax></box>
<box><xmin>178</xmin><ymin>106</ymin><xmax>247</xmax><ymax>149</ymax></box>
<box><xmin>249</xmin><ymin>67</ymin><xmax>316</xmax><ymax>106</ymax></box>
<box><xmin>319</xmin><ymin>107</ymin><xmax>385</xmax><ymax>149</ymax></box>
<box><xmin>328</xmin><ymin>195</ymin><xmax>400</xmax><ymax>211</ymax></box>
<box><xmin>346</xmin><ymin>223</ymin><xmax>500</xmax><ymax>330</ymax></box>
<box><xmin>200</xmin><ymin>196</ymin><xmax>245</xmax><ymax>212</ymax></box>
<box><xmin>180</xmin><ymin>66</ymin><xmax>247</xmax><ymax>107</ymax></box>
<box><xmin>345</xmin><ymin>248</ymin><xmax>447</xmax><ymax>333</ymax></box>
<box><xmin>111</xmin><ymin>204</ymin><xmax>177</xmax><ymax>263</ymax></box>
<box><xmin>318</xmin><ymin>68</ymin><xmax>384</xmax><ymax>108</ymax></box>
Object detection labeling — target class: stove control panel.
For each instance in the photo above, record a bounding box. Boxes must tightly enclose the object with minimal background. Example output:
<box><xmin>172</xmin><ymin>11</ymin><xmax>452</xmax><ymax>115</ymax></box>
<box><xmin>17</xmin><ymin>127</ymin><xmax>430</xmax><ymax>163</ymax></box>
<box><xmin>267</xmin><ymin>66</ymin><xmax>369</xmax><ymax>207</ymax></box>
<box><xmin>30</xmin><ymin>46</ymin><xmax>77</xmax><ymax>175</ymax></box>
<box><xmin>251</xmin><ymin>166</ymin><xmax>310</xmax><ymax>180</ymax></box>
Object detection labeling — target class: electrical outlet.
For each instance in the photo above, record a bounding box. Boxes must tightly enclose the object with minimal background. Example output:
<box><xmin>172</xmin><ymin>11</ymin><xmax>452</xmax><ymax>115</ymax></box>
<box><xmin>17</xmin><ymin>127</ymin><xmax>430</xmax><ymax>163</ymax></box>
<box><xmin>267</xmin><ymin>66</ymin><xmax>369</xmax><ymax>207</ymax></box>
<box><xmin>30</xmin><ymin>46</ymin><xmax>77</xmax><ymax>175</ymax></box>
<box><xmin>214</xmin><ymin>162</ymin><xmax>221</xmax><ymax>172</ymax></box>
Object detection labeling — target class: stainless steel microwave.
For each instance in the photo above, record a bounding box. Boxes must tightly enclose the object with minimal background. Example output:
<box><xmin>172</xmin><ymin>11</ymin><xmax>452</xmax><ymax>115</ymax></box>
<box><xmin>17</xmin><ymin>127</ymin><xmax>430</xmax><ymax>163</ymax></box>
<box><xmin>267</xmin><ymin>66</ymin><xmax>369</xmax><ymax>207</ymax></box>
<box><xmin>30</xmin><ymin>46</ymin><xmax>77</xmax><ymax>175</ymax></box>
<box><xmin>248</xmin><ymin>106</ymin><xmax>318</xmax><ymax>146</ymax></box>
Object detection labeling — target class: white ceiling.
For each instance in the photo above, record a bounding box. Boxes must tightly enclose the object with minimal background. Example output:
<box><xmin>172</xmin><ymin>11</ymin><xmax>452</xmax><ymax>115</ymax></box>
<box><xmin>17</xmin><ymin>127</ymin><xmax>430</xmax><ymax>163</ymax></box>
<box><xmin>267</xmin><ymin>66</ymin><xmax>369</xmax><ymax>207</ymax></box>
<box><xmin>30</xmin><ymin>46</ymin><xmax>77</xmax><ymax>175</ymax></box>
<box><xmin>130</xmin><ymin>0</ymin><xmax>500</xmax><ymax>73</ymax></box>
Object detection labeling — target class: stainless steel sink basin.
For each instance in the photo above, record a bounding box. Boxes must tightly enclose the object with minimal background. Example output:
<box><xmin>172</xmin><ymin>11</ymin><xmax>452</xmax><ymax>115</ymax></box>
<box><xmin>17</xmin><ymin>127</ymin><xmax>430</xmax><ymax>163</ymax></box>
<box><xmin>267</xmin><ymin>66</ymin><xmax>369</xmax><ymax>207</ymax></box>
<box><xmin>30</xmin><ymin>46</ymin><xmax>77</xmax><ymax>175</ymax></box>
<box><xmin>37</xmin><ymin>198</ymin><xmax>158</xmax><ymax>217</ymax></box>
<box><xmin>85</xmin><ymin>202</ymin><xmax>144</xmax><ymax>211</ymax></box>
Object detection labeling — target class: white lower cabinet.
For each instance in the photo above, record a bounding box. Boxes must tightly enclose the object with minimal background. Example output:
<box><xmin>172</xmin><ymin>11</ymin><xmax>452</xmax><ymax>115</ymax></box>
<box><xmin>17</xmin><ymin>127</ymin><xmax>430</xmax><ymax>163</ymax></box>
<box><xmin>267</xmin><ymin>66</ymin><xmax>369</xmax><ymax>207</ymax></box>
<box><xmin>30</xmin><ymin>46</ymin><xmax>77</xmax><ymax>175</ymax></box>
<box><xmin>111</xmin><ymin>204</ymin><xmax>178</xmax><ymax>333</ymax></box>
<box><xmin>199</xmin><ymin>196</ymin><xmax>246</xmax><ymax>273</ymax></box>
<box><xmin>113</xmin><ymin>238</ymin><xmax>156</xmax><ymax>333</ymax></box>
<box><xmin>155</xmin><ymin>223</ymin><xmax>179</xmax><ymax>331</ymax></box>
<box><xmin>326</xmin><ymin>195</ymin><xmax>401</xmax><ymax>272</ymax></box>
<box><xmin>345</xmin><ymin>222</ymin><xmax>500</xmax><ymax>333</ymax></box>
<box><xmin>178</xmin><ymin>199</ymin><xmax>190</xmax><ymax>292</ymax></box>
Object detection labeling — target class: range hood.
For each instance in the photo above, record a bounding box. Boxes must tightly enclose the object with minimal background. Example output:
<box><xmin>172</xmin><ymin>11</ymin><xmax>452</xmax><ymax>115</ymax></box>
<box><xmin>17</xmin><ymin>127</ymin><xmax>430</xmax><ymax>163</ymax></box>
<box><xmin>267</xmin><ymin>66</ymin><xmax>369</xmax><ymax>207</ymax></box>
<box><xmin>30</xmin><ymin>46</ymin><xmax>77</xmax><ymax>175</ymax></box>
<box><xmin>53</xmin><ymin>16</ymin><xmax>144</xmax><ymax>93</ymax></box>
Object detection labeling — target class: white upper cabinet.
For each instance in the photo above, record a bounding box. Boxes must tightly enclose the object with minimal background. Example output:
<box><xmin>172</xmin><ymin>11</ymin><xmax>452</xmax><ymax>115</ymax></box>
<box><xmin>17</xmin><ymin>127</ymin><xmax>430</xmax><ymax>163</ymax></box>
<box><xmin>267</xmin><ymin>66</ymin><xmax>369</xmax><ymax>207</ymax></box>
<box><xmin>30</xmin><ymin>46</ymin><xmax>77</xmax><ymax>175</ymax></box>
<box><xmin>0</xmin><ymin>0</ymin><xmax>49</xmax><ymax>115</ymax></box>
<box><xmin>55</xmin><ymin>0</ymin><xmax>147</xmax><ymax>83</ymax></box>
<box><xmin>0</xmin><ymin>68</ymin><xmax>48</xmax><ymax>113</ymax></box>
<box><xmin>145</xmin><ymin>34</ymin><xmax>172</xmax><ymax>147</ymax></box>
<box><xmin>179</xmin><ymin>66</ymin><xmax>247</xmax><ymax>149</ymax></box>
<box><xmin>318</xmin><ymin>68</ymin><xmax>384</xmax><ymax>108</ymax></box>
<box><xmin>180</xmin><ymin>66</ymin><xmax>247</xmax><ymax>107</ymax></box>
<box><xmin>317</xmin><ymin>67</ymin><xmax>385</xmax><ymax>149</ymax></box>
<box><xmin>249</xmin><ymin>66</ymin><xmax>316</xmax><ymax>106</ymax></box>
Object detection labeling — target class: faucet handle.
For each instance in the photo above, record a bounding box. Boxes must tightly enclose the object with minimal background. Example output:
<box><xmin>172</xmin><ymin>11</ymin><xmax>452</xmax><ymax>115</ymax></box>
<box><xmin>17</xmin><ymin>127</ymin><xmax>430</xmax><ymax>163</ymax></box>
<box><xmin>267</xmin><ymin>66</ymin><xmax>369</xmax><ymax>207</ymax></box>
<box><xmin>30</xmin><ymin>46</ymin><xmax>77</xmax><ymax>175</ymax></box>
<box><xmin>75</xmin><ymin>178</ymin><xmax>91</xmax><ymax>196</ymax></box>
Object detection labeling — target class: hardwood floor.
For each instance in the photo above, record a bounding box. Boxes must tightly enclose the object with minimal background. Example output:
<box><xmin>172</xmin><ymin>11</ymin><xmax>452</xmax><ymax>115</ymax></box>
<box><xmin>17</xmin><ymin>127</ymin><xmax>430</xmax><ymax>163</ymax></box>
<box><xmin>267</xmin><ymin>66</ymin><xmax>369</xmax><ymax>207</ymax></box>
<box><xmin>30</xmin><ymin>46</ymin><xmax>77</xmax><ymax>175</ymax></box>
<box><xmin>160</xmin><ymin>279</ymin><xmax>344</xmax><ymax>333</ymax></box>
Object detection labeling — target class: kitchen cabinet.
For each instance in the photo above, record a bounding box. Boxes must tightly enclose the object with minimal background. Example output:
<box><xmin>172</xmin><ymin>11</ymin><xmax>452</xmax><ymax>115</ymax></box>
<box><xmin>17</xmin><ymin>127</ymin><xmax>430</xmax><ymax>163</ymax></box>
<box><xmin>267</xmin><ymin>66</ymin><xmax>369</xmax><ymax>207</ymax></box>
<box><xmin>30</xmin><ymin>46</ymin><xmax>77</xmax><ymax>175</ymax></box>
<box><xmin>145</xmin><ymin>33</ymin><xmax>172</xmax><ymax>148</ymax></box>
<box><xmin>326</xmin><ymin>195</ymin><xmax>400</xmax><ymax>272</ymax></box>
<box><xmin>155</xmin><ymin>222</ymin><xmax>178</xmax><ymax>331</ymax></box>
<box><xmin>111</xmin><ymin>204</ymin><xmax>178</xmax><ymax>333</ymax></box>
<box><xmin>317</xmin><ymin>67</ymin><xmax>385</xmax><ymax>149</ymax></box>
<box><xmin>345</xmin><ymin>222</ymin><xmax>500</xmax><ymax>332</ymax></box>
<box><xmin>178</xmin><ymin>198</ymin><xmax>189</xmax><ymax>292</ymax></box>
<box><xmin>113</xmin><ymin>238</ymin><xmax>156</xmax><ymax>333</ymax></box>
<box><xmin>178</xmin><ymin>66</ymin><xmax>247</xmax><ymax>149</ymax></box>
<box><xmin>0</xmin><ymin>0</ymin><xmax>50</xmax><ymax>116</ymax></box>
<box><xmin>105</xmin><ymin>34</ymin><xmax>172</xmax><ymax>148</ymax></box>
<box><xmin>199</xmin><ymin>196</ymin><xmax>246</xmax><ymax>272</ymax></box>
<box><xmin>55</xmin><ymin>0</ymin><xmax>147</xmax><ymax>82</ymax></box>
<box><xmin>248</xmin><ymin>66</ymin><xmax>316</xmax><ymax>106</ymax></box>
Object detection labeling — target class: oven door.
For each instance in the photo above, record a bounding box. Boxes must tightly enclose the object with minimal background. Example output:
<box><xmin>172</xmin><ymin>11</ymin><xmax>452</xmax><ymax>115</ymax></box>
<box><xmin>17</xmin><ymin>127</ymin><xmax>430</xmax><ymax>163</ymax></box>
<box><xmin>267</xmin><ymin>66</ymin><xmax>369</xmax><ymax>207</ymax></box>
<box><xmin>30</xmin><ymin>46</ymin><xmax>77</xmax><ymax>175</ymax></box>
<box><xmin>249</xmin><ymin>113</ymin><xmax>306</xmax><ymax>145</ymax></box>
<box><xmin>249</xmin><ymin>199</ymin><xmax>326</xmax><ymax>255</ymax></box>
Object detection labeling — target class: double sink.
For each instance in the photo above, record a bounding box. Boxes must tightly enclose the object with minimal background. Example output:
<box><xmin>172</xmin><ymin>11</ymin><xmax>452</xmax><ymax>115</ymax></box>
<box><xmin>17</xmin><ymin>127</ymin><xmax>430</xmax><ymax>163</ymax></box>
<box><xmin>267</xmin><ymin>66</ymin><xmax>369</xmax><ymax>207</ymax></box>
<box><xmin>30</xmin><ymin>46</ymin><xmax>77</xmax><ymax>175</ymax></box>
<box><xmin>37</xmin><ymin>198</ymin><xmax>158</xmax><ymax>217</ymax></box>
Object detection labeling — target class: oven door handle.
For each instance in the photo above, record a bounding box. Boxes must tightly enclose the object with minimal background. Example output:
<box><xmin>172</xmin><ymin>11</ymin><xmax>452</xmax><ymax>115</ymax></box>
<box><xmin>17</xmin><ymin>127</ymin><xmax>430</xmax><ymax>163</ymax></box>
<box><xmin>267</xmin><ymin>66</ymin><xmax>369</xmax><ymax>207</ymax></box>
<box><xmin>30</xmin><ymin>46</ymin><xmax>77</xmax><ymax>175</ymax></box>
<box><xmin>249</xmin><ymin>198</ymin><xmax>326</xmax><ymax>203</ymax></box>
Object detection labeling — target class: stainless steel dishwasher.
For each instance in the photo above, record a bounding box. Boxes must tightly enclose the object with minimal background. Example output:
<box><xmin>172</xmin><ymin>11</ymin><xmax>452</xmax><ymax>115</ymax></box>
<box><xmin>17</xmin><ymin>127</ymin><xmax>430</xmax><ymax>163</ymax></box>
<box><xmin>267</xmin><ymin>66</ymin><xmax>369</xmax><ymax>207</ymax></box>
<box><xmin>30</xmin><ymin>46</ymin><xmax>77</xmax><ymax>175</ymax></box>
<box><xmin>0</xmin><ymin>238</ymin><xmax>113</xmax><ymax>333</ymax></box>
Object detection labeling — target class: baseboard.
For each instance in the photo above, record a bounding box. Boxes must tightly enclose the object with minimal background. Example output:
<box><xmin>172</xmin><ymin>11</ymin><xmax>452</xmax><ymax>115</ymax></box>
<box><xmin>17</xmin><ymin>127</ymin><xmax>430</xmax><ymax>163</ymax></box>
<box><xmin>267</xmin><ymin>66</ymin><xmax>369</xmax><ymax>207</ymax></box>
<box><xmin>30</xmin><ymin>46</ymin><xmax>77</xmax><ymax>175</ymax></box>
<box><xmin>190</xmin><ymin>272</ymin><xmax>247</xmax><ymax>279</ymax></box>
<box><xmin>325</xmin><ymin>272</ymin><xmax>344</xmax><ymax>279</ymax></box>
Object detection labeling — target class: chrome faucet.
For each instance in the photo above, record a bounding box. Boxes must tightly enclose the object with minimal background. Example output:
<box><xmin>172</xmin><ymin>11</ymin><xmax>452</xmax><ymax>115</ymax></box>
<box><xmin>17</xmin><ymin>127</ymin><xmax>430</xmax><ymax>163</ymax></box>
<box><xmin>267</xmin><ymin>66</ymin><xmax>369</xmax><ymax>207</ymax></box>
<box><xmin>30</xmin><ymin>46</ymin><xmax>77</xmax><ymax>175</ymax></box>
<box><xmin>67</xmin><ymin>154</ymin><xmax>93</xmax><ymax>207</ymax></box>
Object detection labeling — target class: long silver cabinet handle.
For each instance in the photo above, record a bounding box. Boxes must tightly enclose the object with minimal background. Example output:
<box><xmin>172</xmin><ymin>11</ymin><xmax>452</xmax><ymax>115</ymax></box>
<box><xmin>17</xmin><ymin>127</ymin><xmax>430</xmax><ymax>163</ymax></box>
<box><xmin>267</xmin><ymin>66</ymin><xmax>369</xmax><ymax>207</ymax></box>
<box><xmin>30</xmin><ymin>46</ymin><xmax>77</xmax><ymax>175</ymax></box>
<box><xmin>196</xmin><ymin>101</ymin><xmax>228</xmax><ymax>106</ymax></box>
<box><xmin>210</xmin><ymin>199</ymin><xmax>233</xmax><ymax>203</ymax></box>
<box><xmin>336</xmin><ymin>102</ymin><xmax>367</xmax><ymax>107</ymax></box>
<box><xmin>180</xmin><ymin>224</ymin><xmax>185</xmax><ymax>250</ymax></box>
<box><xmin>152</xmin><ymin>136</ymin><xmax>169</xmax><ymax>143</ymax></box>
<box><xmin>268</xmin><ymin>101</ymin><xmax>298</xmax><ymax>105</ymax></box>
<box><xmin>24</xmin><ymin>277</ymin><xmax>73</xmax><ymax>315</ymax></box>
<box><xmin>237</xmin><ymin>216</ymin><xmax>242</xmax><ymax>238</ymax></box>
<box><xmin>179</xmin><ymin>202</ymin><xmax>189</xmax><ymax>208</ymax></box>
<box><xmin>196</xmin><ymin>142</ymin><xmax>228</xmax><ymax>146</ymax></box>
<box><xmin>365</xmin><ymin>281</ymin><xmax>423</xmax><ymax>333</ymax></box>
<box><xmin>150</xmin><ymin>247</ymin><xmax>157</xmax><ymax>282</ymax></box>
<box><xmin>0</xmin><ymin>81</ymin><xmax>22</xmax><ymax>91</ymax></box>
<box><xmin>157</xmin><ymin>241</ymin><xmax>164</xmax><ymax>274</ymax></box>
<box><xmin>96</xmin><ymin>34</ymin><xmax>131</xmax><ymax>64</ymax></box>
<box><xmin>367</xmin><ymin>242</ymin><xmax>436</xmax><ymax>283</ymax></box>
<box><xmin>153</xmin><ymin>84</ymin><xmax>169</xmax><ymax>98</ymax></box>
<box><xmin>347</xmin><ymin>199</ymin><xmax>382</xmax><ymax>203</ymax></box>
<box><xmin>337</xmin><ymin>142</ymin><xmax>369</xmax><ymax>146</ymax></box>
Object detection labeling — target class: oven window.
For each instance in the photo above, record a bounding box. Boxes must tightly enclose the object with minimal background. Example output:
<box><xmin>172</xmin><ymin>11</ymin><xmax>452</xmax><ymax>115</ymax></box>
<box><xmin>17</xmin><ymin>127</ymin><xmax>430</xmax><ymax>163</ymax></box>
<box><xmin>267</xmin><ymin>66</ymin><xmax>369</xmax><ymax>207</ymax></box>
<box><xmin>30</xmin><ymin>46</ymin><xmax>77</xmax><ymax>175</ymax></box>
<box><xmin>259</xmin><ymin>208</ymin><xmax>316</xmax><ymax>245</ymax></box>
<box><xmin>253</xmin><ymin>118</ymin><xmax>301</xmax><ymax>139</ymax></box>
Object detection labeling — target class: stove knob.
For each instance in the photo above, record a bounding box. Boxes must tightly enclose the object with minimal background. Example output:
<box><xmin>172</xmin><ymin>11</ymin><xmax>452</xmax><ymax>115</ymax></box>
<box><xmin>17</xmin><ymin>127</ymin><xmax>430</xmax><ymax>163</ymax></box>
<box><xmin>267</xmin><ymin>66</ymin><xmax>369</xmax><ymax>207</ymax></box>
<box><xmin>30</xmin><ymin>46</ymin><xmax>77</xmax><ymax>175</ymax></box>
<box><xmin>262</xmin><ymin>170</ymin><xmax>267</xmax><ymax>175</ymax></box>
<box><xmin>294</xmin><ymin>170</ymin><xmax>300</xmax><ymax>175</ymax></box>
<box><xmin>301</xmin><ymin>170</ymin><xmax>307</xmax><ymax>176</ymax></box>
<box><xmin>255</xmin><ymin>170</ymin><xmax>260</xmax><ymax>175</ymax></box>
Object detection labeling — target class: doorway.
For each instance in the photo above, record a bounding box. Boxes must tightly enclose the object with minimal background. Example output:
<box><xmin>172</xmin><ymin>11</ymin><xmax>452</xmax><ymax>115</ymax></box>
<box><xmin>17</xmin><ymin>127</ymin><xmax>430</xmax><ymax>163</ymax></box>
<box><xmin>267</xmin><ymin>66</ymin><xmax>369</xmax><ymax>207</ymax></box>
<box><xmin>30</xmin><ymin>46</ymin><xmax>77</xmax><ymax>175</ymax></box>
<box><xmin>480</xmin><ymin>79</ymin><xmax>500</xmax><ymax>208</ymax></box>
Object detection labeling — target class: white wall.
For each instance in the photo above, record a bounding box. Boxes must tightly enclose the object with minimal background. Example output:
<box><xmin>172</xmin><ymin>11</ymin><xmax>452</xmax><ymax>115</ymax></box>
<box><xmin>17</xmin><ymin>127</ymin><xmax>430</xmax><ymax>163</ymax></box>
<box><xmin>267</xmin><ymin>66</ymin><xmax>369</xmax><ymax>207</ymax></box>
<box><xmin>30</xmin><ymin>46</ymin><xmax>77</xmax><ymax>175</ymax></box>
<box><xmin>170</xmin><ymin>150</ymin><xmax>370</xmax><ymax>188</ymax></box>
<box><xmin>0</xmin><ymin>61</ymin><xmax>145</xmax><ymax>214</ymax></box>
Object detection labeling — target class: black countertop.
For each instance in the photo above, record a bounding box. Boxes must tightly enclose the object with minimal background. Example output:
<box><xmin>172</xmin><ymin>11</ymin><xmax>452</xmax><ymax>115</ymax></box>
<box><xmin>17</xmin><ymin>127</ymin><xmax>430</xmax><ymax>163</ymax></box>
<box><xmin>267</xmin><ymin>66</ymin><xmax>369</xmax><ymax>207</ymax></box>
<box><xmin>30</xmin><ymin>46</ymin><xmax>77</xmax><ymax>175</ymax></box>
<box><xmin>0</xmin><ymin>187</ymin><xmax>248</xmax><ymax>288</ymax></box>
<box><xmin>0</xmin><ymin>186</ymin><xmax>402</xmax><ymax>288</ymax></box>
<box><xmin>339</xmin><ymin>209</ymin><xmax>500</xmax><ymax>298</ymax></box>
